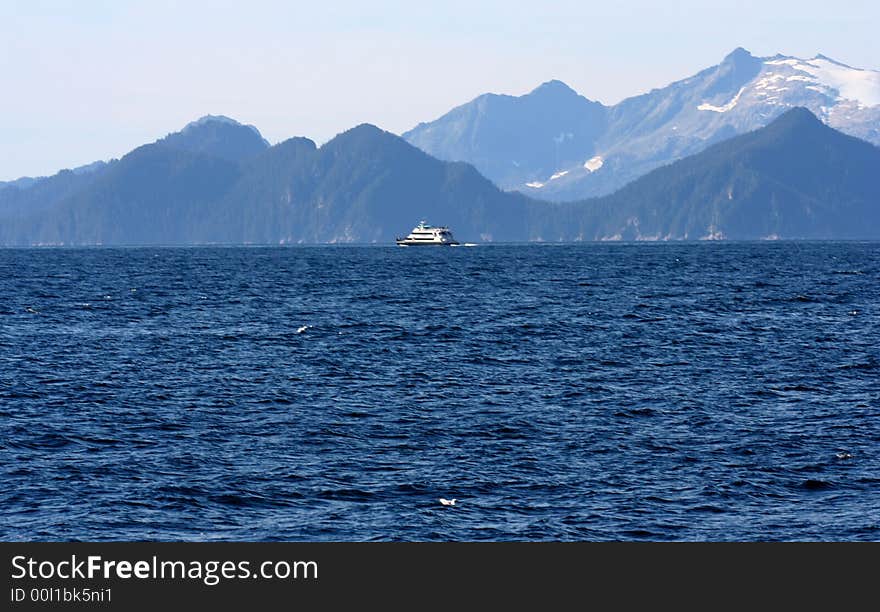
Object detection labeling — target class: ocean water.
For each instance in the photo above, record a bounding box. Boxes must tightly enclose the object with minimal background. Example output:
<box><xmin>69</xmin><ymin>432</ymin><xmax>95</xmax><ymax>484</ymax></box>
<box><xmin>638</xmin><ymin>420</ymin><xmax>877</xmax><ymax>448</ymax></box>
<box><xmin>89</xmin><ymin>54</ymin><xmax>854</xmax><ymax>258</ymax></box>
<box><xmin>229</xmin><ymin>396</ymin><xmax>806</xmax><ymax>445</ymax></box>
<box><xmin>1</xmin><ymin>243</ymin><xmax>879</xmax><ymax>541</ymax></box>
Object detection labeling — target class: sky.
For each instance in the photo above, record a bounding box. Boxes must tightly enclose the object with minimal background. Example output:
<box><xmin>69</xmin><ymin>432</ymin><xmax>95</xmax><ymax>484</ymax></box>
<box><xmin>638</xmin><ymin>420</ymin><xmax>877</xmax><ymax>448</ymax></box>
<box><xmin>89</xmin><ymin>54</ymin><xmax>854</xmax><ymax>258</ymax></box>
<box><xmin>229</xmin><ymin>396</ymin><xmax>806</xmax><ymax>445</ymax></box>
<box><xmin>1</xmin><ymin>0</ymin><xmax>878</xmax><ymax>180</ymax></box>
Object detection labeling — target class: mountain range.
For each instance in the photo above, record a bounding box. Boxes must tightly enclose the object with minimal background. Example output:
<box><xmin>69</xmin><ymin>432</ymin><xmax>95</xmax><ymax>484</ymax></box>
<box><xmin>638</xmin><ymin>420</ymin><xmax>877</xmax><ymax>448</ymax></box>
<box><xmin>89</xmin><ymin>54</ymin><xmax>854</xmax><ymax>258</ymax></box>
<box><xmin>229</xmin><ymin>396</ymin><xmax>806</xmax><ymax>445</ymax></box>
<box><xmin>544</xmin><ymin>107</ymin><xmax>880</xmax><ymax>240</ymax></box>
<box><xmin>1</xmin><ymin>47</ymin><xmax>878</xmax><ymax>245</ymax></box>
<box><xmin>0</xmin><ymin>117</ymin><xmax>533</xmax><ymax>245</ymax></box>
<box><xmin>404</xmin><ymin>48</ymin><xmax>880</xmax><ymax>201</ymax></box>
<box><xmin>1</xmin><ymin>105</ymin><xmax>878</xmax><ymax>244</ymax></box>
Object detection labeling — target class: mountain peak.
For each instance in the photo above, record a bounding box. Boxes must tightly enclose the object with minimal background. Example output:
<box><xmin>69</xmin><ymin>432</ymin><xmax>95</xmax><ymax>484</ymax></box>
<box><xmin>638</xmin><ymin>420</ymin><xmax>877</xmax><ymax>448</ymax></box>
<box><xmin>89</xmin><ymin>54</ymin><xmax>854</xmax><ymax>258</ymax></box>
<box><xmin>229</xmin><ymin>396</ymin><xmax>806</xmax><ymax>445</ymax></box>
<box><xmin>179</xmin><ymin>115</ymin><xmax>268</xmax><ymax>145</ymax></box>
<box><xmin>529</xmin><ymin>79</ymin><xmax>578</xmax><ymax>97</ymax></box>
<box><xmin>324</xmin><ymin>123</ymin><xmax>405</xmax><ymax>152</ymax></box>
<box><xmin>159</xmin><ymin>114</ymin><xmax>270</xmax><ymax>162</ymax></box>
<box><xmin>744</xmin><ymin>107</ymin><xmax>832</xmax><ymax>149</ymax></box>
<box><xmin>329</xmin><ymin>123</ymin><xmax>392</xmax><ymax>144</ymax></box>
<box><xmin>347</xmin><ymin>123</ymin><xmax>386</xmax><ymax>135</ymax></box>
<box><xmin>769</xmin><ymin>106</ymin><xmax>823</xmax><ymax>129</ymax></box>
<box><xmin>811</xmin><ymin>53</ymin><xmax>857</xmax><ymax>69</ymax></box>
<box><xmin>183</xmin><ymin>114</ymin><xmax>242</xmax><ymax>130</ymax></box>
<box><xmin>721</xmin><ymin>47</ymin><xmax>759</xmax><ymax>69</ymax></box>
<box><xmin>724</xmin><ymin>47</ymin><xmax>754</xmax><ymax>61</ymax></box>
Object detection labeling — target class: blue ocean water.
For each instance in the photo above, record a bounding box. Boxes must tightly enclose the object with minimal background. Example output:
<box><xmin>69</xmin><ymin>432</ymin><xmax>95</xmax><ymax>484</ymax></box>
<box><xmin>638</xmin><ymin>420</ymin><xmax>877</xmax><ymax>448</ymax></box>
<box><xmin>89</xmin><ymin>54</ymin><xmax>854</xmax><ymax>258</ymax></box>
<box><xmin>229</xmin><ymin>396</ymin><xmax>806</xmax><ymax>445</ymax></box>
<box><xmin>1</xmin><ymin>243</ymin><xmax>879</xmax><ymax>541</ymax></box>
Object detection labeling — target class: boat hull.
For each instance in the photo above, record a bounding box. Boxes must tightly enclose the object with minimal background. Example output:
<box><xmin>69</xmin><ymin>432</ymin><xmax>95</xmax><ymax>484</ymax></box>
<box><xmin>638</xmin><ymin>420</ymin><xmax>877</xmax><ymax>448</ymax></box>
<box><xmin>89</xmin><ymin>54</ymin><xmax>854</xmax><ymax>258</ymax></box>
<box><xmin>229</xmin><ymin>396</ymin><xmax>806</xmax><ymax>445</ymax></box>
<box><xmin>396</xmin><ymin>240</ymin><xmax>459</xmax><ymax>246</ymax></box>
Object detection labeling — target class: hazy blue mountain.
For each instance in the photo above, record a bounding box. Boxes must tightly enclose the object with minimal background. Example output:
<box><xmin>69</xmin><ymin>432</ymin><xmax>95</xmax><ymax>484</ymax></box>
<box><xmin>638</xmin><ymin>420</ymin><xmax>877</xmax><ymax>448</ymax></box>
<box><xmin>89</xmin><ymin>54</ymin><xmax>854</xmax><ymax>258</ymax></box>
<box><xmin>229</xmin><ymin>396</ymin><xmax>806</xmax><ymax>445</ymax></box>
<box><xmin>0</xmin><ymin>143</ymin><xmax>240</xmax><ymax>245</ymax></box>
<box><xmin>542</xmin><ymin>108</ymin><xmax>880</xmax><ymax>240</ymax></box>
<box><xmin>0</xmin><ymin>176</ymin><xmax>39</xmax><ymax>190</ymax></box>
<box><xmin>2</xmin><ymin>109</ymin><xmax>878</xmax><ymax>245</ymax></box>
<box><xmin>0</xmin><ymin>122</ymin><xmax>534</xmax><ymax>245</ymax></box>
<box><xmin>201</xmin><ymin>123</ymin><xmax>533</xmax><ymax>244</ymax></box>
<box><xmin>0</xmin><ymin>163</ymin><xmax>114</xmax><ymax>222</ymax></box>
<box><xmin>404</xmin><ymin>80</ymin><xmax>607</xmax><ymax>193</ymax></box>
<box><xmin>71</xmin><ymin>160</ymin><xmax>110</xmax><ymax>176</ymax></box>
<box><xmin>62</xmin><ymin>147</ymin><xmax>239</xmax><ymax>245</ymax></box>
<box><xmin>157</xmin><ymin>115</ymin><xmax>270</xmax><ymax>162</ymax></box>
<box><xmin>404</xmin><ymin>48</ymin><xmax>880</xmax><ymax>201</ymax></box>
<box><xmin>0</xmin><ymin>115</ymin><xmax>269</xmax><ymax>243</ymax></box>
<box><xmin>0</xmin><ymin>160</ymin><xmax>108</xmax><ymax>192</ymax></box>
<box><xmin>1</xmin><ymin>113</ymin><xmax>263</xmax><ymax>195</ymax></box>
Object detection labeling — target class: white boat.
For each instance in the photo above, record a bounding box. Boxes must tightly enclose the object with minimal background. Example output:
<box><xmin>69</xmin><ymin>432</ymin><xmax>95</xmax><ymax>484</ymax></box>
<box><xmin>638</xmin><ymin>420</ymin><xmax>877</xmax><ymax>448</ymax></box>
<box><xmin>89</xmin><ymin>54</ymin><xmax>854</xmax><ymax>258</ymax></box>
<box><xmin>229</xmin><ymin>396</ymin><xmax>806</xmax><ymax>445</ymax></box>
<box><xmin>395</xmin><ymin>221</ymin><xmax>459</xmax><ymax>246</ymax></box>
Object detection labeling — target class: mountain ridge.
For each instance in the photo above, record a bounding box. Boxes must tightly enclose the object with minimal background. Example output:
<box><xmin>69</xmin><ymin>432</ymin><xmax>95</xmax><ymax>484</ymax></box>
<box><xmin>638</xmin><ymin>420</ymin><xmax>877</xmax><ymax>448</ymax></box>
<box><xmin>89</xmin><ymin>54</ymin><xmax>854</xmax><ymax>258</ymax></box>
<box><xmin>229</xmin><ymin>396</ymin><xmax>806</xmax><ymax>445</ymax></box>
<box><xmin>546</xmin><ymin>107</ymin><xmax>880</xmax><ymax>241</ymax></box>
<box><xmin>403</xmin><ymin>48</ymin><xmax>880</xmax><ymax>201</ymax></box>
<box><xmin>1</xmin><ymin>108</ymin><xmax>878</xmax><ymax>245</ymax></box>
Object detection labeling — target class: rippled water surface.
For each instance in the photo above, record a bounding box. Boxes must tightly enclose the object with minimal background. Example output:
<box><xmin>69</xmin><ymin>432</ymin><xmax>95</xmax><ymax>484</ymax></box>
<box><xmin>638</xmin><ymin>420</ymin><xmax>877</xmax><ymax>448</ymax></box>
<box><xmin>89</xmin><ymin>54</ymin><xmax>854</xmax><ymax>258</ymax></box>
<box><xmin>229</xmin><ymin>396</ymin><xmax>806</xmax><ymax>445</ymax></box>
<box><xmin>2</xmin><ymin>243</ymin><xmax>879</xmax><ymax>541</ymax></box>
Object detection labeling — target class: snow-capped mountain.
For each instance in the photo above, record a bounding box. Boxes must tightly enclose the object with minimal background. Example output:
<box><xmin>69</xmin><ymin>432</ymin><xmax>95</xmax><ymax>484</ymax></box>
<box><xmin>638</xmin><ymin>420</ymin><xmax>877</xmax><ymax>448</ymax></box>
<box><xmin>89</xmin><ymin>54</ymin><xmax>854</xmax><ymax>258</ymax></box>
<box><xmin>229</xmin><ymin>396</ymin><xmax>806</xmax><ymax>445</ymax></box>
<box><xmin>403</xmin><ymin>80</ymin><xmax>606</xmax><ymax>195</ymax></box>
<box><xmin>4</xmin><ymin>108</ymin><xmax>880</xmax><ymax>244</ymax></box>
<box><xmin>403</xmin><ymin>48</ymin><xmax>880</xmax><ymax>201</ymax></box>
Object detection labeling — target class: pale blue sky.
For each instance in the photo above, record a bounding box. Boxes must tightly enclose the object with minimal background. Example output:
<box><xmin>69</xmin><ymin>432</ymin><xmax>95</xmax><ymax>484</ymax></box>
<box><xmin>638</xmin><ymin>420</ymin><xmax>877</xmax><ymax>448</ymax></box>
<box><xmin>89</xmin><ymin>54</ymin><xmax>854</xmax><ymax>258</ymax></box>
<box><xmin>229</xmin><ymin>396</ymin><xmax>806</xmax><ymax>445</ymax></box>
<box><xmin>1</xmin><ymin>0</ymin><xmax>878</xmax><ymax>180</ymax></box>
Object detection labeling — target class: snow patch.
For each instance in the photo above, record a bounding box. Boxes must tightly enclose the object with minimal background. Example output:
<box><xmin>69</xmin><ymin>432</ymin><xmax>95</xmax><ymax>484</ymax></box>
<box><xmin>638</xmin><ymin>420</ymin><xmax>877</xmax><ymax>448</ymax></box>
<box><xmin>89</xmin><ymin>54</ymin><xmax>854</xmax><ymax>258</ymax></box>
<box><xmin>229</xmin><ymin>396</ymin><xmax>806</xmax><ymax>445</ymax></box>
<box><xmin>550</xmin><ymin>170</ymin><xmax>569</xmax><ymax>180</ymax></box>
<box><xmin>525</xmin><ymin>181</ymin><xmax>545</xmax><ymax>189</ymax></box>
<box><xmin>583</xmin><ymin>156</ymin><xmax>604</xmax><ymax>172</ymax></box>
<box><xmin>763</xmin><ymin>56</ymin><xmax>880</xmax><ymax>107</ymax></box>
<box><xmin>698</xmin><ymin>87</ymin><xmax>745</xmax><ymax>113</ymax></box>
<box><xmin>798</xmin><ymin>58</ymin><xmax>880</xmax><ymax>107</ymax></box>
<box><xmin>766</xmin><ymin>59</ymin><xmax>802</xmax><ymax>67</ymax></box>
<box><xmin>754</xmin><ymin>74</ymin><xmax>786</xmax><ymax>90</ymax></box>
